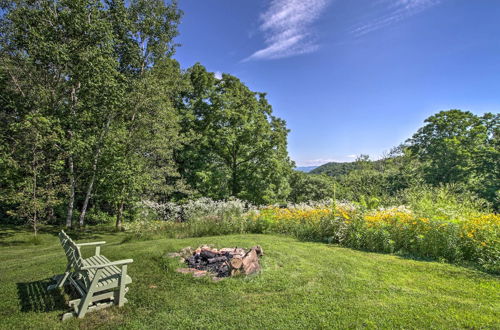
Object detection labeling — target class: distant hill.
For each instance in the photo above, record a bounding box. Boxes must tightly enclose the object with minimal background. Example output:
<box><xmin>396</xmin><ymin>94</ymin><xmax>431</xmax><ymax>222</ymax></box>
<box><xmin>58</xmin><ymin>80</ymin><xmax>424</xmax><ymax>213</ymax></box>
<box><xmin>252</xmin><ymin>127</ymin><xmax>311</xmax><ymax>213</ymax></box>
<box><xmin>295</xmin><ymin>166</ymin><xmax>318</xmax><ymax>173</ymax></box>
<box><xmin>310</xmin><ymin>159</ymin><xmax>387</xmax><ymax>178</ymax></box>
<box><xmin>309</xmin><ymin>162</ymin><xmax>359</xmax><ymax>177</ymax></box>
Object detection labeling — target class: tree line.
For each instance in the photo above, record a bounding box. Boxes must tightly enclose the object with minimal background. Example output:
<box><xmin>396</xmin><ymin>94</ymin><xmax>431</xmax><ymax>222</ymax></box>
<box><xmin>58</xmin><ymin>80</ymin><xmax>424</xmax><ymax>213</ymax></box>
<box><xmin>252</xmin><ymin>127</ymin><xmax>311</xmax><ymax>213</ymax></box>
<box><xmin>0</xmin><ymin>0</ymin><xmax>292</xmax><ymax>231</ymax></box>
<box><xmin>1</xmin><ymin>1</ymin><xmax>498</xmax><ymax>233</ymax></box>
<box><xmin>292</xmin><ymin>110</ymin><xmax>499</xmax><ymax>210</ymax></box>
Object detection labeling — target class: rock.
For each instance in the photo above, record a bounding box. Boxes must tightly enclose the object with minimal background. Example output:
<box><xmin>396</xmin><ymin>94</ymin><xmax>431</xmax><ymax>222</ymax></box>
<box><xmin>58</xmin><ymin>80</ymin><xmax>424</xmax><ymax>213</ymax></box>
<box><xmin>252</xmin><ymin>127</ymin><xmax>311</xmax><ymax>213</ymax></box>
<box><xmin>176</xmin><ymin>268</ymin><xmax>197</xmax><ymax>274</ymax></box>
<box><xmin>166</xmin><ymin>252</ymin><xmax>181</xmax><ymax>258</ymax></box>
<box><xmin>179</xmin><ymin>247</ymin><xmax>194</xmax><ymax>258</ymax></box>
<box><xmin>192</xmin><ymin>270</ymin><xmax>208</xmax><ymax>278</ymax></box>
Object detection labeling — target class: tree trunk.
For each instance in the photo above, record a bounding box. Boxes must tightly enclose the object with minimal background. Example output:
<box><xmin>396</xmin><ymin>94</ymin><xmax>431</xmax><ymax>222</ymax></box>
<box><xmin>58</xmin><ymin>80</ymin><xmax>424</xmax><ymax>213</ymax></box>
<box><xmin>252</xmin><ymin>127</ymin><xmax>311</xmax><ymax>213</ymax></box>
<box><xmin>32</xmin><ymin>165</ymin><xmax>37</xmax><ymax>236</ymax></box>
<box><xmin>231</xmin><ymin>149</ymin><xmax>238</xmax><ymax>196</ymax></box>
<box><xmin>78</xmin><ymin>117</ymin><xmax>111</xmax><ymax>227</ymax></box>
<box><xmin>65</xmin><ymin>155</ymin><xmax>75</xmax><ymax>228</ymax></box>
<box><xmin>32</xmin><ymin>143</ymin><xmax>38</xmax><ymax>236</ymax></box>
<box><xmin>231</xmin><ymin>168</ymin><xmax>238</xmax><ymax>196</ymax></box>
<box><xmin>66</xmin><ymin>84</ymin><xmax>79</xmax><ymax>228</ymax></box>
<box><xmin>79</xmin><ymin>170</ymin><xmax>96</xmax><ymax>228</ymax></box>
<box><xmin>116</xmin><ymin>200</ymin><xmax>124</xmax><ymax>229</ymax></box>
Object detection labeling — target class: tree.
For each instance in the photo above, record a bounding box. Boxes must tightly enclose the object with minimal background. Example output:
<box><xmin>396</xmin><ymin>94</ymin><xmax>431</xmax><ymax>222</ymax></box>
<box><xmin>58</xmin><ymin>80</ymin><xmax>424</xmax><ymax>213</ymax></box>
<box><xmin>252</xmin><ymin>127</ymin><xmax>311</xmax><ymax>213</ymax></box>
<box><xmin>0</xmin><ymin>104</ymin><xmax>65</xmax><ymax>231</ymax></box>
<box><xmin>103</xmin><ymin>59</ymin><xmax>189</xmax><ymax>228</ymax></box>
<box><xmin>0</xmin><ymin>0</ymin><xmax>126</xmax><ymax>228</ymax></box>
<box><xmin>178</xmin><ymin>64</ymin><xmax>293</xmax><ymax>204</ymax></box>
<box><xmin>0</xmin><ymin>0</ymin><xmax>183</xmax><ymax>229</ymax></box>
<box><xmin>102</xmin><ymin>0</ymin><xmax>183</xmax><ymax>228</ymax></box>
<box><xmin>288</xmin><ymin>171</ymin><xmax>336</xmax><ymax>203</ymax></box>
<box><xmin>406</xmin><ymin>110</ymin><xmax>499</xmax><ymax>208</ymax></box>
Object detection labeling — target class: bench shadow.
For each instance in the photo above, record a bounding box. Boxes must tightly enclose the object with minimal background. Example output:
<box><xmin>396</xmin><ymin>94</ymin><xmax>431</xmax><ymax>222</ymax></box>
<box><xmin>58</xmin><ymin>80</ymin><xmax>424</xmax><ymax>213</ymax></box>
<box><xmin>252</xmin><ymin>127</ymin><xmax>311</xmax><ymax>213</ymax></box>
<box><xmin>16</xmin><ymin>278</ymin><xmax>68</xmax><ymax>313</ymax></box>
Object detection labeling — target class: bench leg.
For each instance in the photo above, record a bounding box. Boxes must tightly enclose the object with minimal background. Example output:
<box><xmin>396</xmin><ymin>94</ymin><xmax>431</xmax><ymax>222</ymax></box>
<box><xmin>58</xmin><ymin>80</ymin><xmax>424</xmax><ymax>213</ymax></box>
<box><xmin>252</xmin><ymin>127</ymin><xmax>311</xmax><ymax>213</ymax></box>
<box><xmin>48</xmin><ymin>265</ymin><xmax>71</xmax><ymax>291</ymax></box>
<box><xmin>77</xmin><ymin>269</ymin><xmax>103</xmax><ymax>319</ymax></box>
<box><xmin>117</xmin><ymin>265</ymin><xmax>127</xmax><ymax>307</ymax></box>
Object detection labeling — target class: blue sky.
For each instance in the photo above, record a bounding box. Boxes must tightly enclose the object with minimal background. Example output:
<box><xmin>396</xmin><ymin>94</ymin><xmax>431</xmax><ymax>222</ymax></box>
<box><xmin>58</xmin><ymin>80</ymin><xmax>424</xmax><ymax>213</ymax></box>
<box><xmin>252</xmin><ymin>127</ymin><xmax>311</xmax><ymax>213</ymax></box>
<box><xmin>174</xmin><ymin>0</ymin><xmax>500</xmax><ymax>166</ymax></box>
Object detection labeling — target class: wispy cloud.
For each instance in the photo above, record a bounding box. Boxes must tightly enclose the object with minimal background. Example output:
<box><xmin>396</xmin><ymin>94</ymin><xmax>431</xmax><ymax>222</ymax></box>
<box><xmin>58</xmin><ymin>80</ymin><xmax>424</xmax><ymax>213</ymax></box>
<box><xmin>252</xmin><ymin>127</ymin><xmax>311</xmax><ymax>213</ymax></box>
<box><xmin>244</xmin><ymin>0</ymin><xmax>331</xmax><ymax>61</ymax></box>
<box><xmin>351</xmin><ymin>0</ymin><xmax>442</xmax><ymax>36</ymax></box>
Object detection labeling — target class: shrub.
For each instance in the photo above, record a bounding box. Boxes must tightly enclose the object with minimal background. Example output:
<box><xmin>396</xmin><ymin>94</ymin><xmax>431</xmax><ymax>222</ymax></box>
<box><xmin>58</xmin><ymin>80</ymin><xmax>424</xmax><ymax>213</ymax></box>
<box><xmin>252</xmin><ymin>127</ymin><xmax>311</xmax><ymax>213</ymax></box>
<box><xmin>395</xmin><ymin>184</ymin><xmax>489</xmax><ymax>220</ymax></box>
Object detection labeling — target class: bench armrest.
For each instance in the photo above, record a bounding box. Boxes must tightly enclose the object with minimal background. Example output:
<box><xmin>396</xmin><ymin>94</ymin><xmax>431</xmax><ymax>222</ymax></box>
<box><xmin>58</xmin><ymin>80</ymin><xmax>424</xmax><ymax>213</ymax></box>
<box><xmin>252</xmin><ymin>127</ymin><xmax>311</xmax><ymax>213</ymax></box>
<box><xmin>81</xmin><ymin>259</ymin><xmax>133</xmax><ymax>270</ymax></box>
<box><xmin>76</xmin><ymin>241</ymin><xmax>106</xmax><ymax>247</ymax></box>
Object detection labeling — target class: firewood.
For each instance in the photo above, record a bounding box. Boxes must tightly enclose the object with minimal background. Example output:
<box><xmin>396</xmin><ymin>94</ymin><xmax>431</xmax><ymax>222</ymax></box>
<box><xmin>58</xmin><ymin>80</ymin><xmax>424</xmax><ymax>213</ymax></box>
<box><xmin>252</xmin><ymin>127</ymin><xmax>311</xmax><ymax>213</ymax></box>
<box><xmin>230</xmin><ymin>257</ymin><xmax>243</xmax><ymax>269</ymax></box>
<box><xmin>242</xmin><ymin>249</ymin><xmax>261</xmax><ymax>275</ymax></box>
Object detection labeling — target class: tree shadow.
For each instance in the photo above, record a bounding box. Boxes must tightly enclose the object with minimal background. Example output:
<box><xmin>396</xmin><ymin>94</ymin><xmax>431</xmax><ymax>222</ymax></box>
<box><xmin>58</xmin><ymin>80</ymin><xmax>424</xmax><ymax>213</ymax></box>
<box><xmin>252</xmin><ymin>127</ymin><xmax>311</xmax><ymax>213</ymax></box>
<box><xmin>16</xmin><ymin>278</ymin><xmax>68</xmax><ymax>313</ymax></box>
<box><xmin>0</xmin><ymin>231</ymin><xmax>15</xmax><ymax>239</ymax></box>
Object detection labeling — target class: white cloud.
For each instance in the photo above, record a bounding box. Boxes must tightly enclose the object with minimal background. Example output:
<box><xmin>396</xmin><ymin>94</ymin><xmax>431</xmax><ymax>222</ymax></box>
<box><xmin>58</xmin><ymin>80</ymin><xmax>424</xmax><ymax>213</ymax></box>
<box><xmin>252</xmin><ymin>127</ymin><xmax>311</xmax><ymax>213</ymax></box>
<box><xmin>244</xmin><ymin>0</ymin><xmax>331</xmax><ymax>61</ymax></box>
<box><xmin>351</xmin><ymin>0</ymin><xmax>442</xmax><ymax>36</ymax></box>
<box><xmin>346</xmin><ymin>154</ymin><xmax>357</xmax><ymax>158</ymax></box>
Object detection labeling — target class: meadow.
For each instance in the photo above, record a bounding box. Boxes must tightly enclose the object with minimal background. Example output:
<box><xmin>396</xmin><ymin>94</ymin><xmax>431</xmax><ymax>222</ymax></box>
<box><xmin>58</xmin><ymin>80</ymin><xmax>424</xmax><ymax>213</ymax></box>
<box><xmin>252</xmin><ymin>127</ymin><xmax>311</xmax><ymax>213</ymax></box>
<box><xmin>0</xmin><ymin>227</ymin><xmax>499</xmax><ymax>329</ymax></box>
<box><xmin>126</xmin><ymin>191</ymin><xmax>499</xmax><ymax>274</ymax></box>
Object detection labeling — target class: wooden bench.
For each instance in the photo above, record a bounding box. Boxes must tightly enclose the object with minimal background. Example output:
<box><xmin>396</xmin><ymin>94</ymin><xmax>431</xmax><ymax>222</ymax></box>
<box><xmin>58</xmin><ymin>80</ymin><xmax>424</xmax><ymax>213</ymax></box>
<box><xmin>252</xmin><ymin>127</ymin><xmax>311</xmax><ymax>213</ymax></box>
<box><xmin>48</xmin><ymin>230</ymin><xmax>133</xmax><ymax>320</ymax></box>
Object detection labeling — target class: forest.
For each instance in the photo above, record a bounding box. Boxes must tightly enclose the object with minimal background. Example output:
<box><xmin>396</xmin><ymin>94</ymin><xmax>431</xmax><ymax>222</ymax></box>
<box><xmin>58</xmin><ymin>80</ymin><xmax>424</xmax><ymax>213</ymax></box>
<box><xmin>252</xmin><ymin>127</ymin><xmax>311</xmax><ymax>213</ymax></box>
<box><xmin>0</xmin><ymin>1</ymin><xmax>498</xmax><ymax>233</ymax></box>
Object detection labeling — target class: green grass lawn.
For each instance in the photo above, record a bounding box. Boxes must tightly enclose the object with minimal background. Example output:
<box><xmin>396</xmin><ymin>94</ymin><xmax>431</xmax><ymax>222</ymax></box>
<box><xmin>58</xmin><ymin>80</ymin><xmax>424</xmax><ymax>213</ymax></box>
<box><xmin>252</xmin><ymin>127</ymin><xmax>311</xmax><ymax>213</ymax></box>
<box><xmin>0</xmin><ymin>227</ymin><xmax>499</xmax><ymax>329</ymax></box>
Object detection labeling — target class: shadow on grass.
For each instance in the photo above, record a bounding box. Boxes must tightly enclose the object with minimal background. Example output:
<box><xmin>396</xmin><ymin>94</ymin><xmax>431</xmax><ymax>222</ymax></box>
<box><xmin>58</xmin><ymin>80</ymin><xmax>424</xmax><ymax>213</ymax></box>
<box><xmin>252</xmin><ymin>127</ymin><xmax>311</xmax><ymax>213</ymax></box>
<box><xmin>0</xmin><ymin>231</ymin><xmax>15</xmax><ymax>239</ymax></box>
<box><xmin>16</xmin><ymin>278</ymin><xmax>67</xmax><ymax>313</ymax></box>
<box><xmin>0</xmin><ymin>225</ymin><xmax>124</xmax><ymax>245</ymax></box>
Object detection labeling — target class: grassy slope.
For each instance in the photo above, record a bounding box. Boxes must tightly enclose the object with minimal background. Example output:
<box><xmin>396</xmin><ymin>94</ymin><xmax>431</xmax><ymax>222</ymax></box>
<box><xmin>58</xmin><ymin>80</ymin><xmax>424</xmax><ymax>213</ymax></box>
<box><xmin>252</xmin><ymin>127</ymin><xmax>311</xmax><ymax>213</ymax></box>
<box><xmin>0</xmin><ymin>227</ymin><xmax>499</xmax><ymax>329</ymax></box>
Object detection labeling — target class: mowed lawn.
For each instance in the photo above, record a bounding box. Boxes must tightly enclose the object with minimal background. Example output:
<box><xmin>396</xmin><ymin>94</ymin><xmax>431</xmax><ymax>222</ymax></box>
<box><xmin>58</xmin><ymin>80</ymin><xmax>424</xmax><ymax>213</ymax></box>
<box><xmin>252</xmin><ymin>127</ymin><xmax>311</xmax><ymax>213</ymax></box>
<box><xmin>0</xmin><ymin>227</ymin><xmax>499</xmax><ymax>329</ymax></box>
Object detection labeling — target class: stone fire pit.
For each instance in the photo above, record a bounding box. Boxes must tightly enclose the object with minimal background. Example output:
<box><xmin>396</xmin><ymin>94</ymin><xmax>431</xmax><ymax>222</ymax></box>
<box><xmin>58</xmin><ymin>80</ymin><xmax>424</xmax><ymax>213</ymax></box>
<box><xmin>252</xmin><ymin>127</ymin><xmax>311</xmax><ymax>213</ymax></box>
<box><xmin>169</xmin><ymin>245</ymin><xmax>264</xmax><ymax>280</ymax></box>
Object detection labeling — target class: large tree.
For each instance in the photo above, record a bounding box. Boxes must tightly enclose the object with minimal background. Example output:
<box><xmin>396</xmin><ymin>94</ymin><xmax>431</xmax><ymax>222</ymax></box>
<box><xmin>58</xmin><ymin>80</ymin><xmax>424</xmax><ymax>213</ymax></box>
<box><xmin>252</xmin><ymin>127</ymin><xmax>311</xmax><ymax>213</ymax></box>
<box><xmin>406</xmin><ymin>109</ymin><xmax>499</xmax><ymax>207</ymax></box>
<box><xmin>101</xmin><ymin>0</ymin><xmax>185</xmax><ymax>228</ymax></box>
<box><xmin>178</xmin><ymin>64</ymin><xmax>293</xmax><ymax>204</ymax></box>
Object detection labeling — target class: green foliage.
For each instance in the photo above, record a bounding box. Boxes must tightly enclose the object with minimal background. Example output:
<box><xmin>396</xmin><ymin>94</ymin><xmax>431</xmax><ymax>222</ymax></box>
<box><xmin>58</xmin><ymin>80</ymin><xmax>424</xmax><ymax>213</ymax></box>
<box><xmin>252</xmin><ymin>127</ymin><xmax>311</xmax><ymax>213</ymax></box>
<box><xmin>0</xmin><ymin>0</ymin><xmax>496</xmax><ymax>239</ymax></box>
<box><xmin>126</xmin><ymin>198</ymin><xmax>254</xmax><ymax>238</ymax></box>
<box><xmin>288</xmin><ymin>171</ymin><xmax>336</xmax><ymax>203</ymax></box>
<box><xmin>125</xmin><ymin>196</ymin><xmax>498</xmax><ymax>273</ymax></box>
<box><xmin>0</xmin><ymin>0</ymin><xmax>185</xmax><ymax>229</ymax></box>
<box><xmin>310</xmin><ymin>160</ymin><xmax>366</xmax><ymax>177</ymax></box>
<box><xmin>406</xmin><ymin>110</ymin><xmax>499</xmax><ymax>208</ymax></box>
<box><xmin>177</xmin><ymin>63</ymin><xmax>293</xmax><ymax>204</ymax></box>
<box><xmin>394</xmin><ymin>184</ymin><xmax>490</xmax><ymax>220</ymax></box>
<box><xmin>310</xmin><ymin>152</ymin><xmax>425</xmax><ymax>204</ymax></box>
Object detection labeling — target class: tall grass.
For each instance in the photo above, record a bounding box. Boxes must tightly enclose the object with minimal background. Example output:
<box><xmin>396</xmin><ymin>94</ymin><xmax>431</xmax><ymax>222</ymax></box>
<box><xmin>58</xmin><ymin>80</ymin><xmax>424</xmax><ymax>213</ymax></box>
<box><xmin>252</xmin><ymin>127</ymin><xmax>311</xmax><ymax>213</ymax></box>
<box><xmin>125</xmin><ymin>188</ymin><xmax>499</xmax><ymax>273</ymax></box>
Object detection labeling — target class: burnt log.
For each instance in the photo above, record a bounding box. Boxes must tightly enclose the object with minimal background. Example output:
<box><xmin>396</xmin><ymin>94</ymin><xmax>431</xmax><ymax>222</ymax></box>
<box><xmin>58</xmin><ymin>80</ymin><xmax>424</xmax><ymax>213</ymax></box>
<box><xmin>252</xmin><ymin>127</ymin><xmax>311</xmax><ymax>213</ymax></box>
<box><xmin>207</xmin><ymin>256</ymin><xmax>228</xmax><ymax>264</ymax></box>
<box><xmin>200</xmin><ymin>250</ymin><xmax>217</xmax><ymax>260</ymax></box>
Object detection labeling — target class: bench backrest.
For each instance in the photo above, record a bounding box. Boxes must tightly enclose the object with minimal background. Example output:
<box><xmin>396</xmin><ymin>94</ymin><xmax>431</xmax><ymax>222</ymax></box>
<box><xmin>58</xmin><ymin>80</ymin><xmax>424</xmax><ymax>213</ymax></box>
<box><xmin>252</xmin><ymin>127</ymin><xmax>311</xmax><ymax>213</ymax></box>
<box><xmin>59</xmin><ymin>231</ymin><xmax>84</xmax><ymax>270</ymax></box>
<box><xmin>58</xmin><ymin>231</ymin><xmax>99</xmax><ymax>290</ymax></box>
